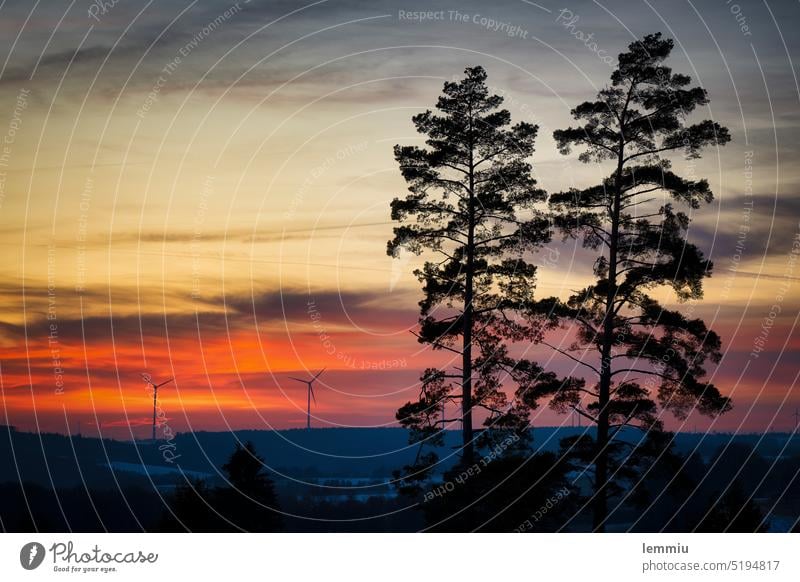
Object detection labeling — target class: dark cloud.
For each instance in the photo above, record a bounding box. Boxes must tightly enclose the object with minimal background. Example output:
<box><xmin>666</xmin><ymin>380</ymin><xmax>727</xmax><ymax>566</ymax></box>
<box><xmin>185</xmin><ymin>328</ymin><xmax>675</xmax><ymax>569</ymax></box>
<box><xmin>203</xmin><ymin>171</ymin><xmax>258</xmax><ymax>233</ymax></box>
<box><xmin>690</xmin><ymin>190</ymin><xmax>800</xmax><ymax>262</ymax></box>
<box><xmin>223</xmin><ymin>287</ymin><xmax>417</xmax><ymax>330</ymax></box>
<box><xmin>0</xmin><ymin>281</ymin><xmax>417</xmax><ymax>346</ymax></box>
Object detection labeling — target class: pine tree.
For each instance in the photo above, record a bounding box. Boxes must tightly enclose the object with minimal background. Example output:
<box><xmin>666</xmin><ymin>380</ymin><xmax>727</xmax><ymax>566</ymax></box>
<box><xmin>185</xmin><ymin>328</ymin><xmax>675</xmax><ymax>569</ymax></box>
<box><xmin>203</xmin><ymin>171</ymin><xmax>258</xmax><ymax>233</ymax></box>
<box><xmin>531</xmin><ymin>33</ymin><xmax>732</xmax><ymax>531</ymax></box>
<box><xmin>389</xmin><ymin>66</ymin><xmax>549</xmax><ymax>474</ymax></box>
<box><xmin>218</xmin><ymin>441</ymin><xmax>282</xmax><ymax>531</ymax></box>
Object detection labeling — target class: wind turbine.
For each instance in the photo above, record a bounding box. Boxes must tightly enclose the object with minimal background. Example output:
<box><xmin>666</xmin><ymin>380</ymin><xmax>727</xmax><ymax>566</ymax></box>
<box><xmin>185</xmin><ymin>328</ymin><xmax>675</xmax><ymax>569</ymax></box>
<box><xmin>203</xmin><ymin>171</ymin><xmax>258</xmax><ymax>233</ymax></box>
<box><xmin>288</xmin><ymin>369</ymin><xmax>325</xmax><ymax>430</ymax></box>
<box><xmin>572</xmin><ymin>402</ymin><xmax>584</xmax><ymax>428</ymax></box>
<box><xmin>141</xmin><ymin>373</ymin><xmax>174</xmax><ymax>441</ymax></box>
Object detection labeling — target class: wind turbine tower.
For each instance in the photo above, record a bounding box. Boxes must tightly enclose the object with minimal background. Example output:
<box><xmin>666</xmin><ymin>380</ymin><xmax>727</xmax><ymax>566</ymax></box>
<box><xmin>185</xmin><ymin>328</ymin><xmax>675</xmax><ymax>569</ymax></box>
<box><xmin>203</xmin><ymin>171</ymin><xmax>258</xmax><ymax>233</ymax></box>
<box><xmin>288</xmin><ymin>369</ymin><xmax>325</xmax><ymax>430</ymax></box>
<box><xmin>141</xmin><ymin>373</ymin><xmax>174</xmax><ymax>441</ymax></box>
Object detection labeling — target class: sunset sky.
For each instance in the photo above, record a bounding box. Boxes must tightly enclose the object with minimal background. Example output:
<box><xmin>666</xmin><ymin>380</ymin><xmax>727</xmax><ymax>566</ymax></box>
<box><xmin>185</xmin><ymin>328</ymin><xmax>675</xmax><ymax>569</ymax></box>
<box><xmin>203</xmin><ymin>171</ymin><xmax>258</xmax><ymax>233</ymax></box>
<box><xmin>1</xmin><ymin>0</ymin><xmax>798</xmax><ymax>437</ymax></box>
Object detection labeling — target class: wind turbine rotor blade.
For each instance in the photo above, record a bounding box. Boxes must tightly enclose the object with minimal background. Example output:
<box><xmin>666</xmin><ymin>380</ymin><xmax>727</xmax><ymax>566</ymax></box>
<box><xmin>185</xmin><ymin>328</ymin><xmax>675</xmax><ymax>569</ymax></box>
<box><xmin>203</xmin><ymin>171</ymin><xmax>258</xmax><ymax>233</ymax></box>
<box><xmin>156</xmin><ymin>378</ymin><xmax>174</xmax><ymax>388</ymax></box>
<box><xmin>311</xmin><ymin>368</ymin><xmax>326</xmax><ymax>381</ymax></box>
<box><xmin>288</xmin><ymin>377</ymin><xmax>307</xmax><ymax>383</ymax></box>
<box><xmin>309</xmin><ymin>384</ymin><xmax>316</xmax><ymax>404</ymax></box>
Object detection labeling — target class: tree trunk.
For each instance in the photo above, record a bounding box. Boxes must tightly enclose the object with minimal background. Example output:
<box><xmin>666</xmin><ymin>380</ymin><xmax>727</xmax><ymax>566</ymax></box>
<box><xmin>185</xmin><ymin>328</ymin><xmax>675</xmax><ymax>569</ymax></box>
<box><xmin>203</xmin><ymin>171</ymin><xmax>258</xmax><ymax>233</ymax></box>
<box><xmin>461</xmin><ymin>144</ymin><xmax>476</xmax><ymax>466</ymax></box>
<box><xmin>593</xmin><ymin>149</ymin><xmax>624</xmax><ymax>532</ymax></box>
<box><xmin>462</xmin><ymin>258</ymin><xmax>474</xmax><ymax>466</ymax></box>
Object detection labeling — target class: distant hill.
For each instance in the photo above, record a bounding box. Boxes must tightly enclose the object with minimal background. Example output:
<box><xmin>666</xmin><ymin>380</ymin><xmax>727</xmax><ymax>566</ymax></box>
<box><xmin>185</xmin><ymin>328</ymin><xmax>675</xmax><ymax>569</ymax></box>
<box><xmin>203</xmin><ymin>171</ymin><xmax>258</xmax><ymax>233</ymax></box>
<box><xmin>1</xmin><ymin>425</ymin><xmax>799</xmax><ymax>490</ymax></box>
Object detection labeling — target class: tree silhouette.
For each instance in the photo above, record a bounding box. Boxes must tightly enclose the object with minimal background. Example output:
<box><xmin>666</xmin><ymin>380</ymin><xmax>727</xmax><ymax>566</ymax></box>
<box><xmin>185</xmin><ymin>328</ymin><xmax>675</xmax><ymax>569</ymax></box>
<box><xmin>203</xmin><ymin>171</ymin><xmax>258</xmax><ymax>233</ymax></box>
<box><xmin>531</xmin><ymin>33</ymin><xmax>732</xmax><ymax>531</ymax></box>
<box><xmin>388</xmin><ymin>66</ymin><xmax>550</xmax><ymax>474</ymax></box>
<box><xmin>696</xmin><ymin>482</ymin><xmax>769</xmax><ymax>532</ymax></box>
<box><xmin>420</xmin><ymin>451</ymin><xmax>576</xmax><ymax>532</ymax></box>
<box><xmin>159</xmin><ymin>441</ymin><xmax>281</xmax><ymax>532</ymax></box>
<box><xmin>217</xmin><ymin>441</ymin><xmax>282</xmax><ymax>531</ymax></box>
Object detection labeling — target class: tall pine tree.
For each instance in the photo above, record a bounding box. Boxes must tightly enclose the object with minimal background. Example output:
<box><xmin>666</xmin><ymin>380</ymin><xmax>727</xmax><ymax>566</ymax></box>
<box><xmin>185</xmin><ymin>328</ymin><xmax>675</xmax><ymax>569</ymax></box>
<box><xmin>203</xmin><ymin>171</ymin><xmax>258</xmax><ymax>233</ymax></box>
<box><xmin>530</xmin><ymin>33</ymin><xmax>732</xmax><ymax>531</ymax></box>
<box><xmin>389</xmin><ymin>66</ymin><xmax>549</xmax><ymax>476</ymax></box>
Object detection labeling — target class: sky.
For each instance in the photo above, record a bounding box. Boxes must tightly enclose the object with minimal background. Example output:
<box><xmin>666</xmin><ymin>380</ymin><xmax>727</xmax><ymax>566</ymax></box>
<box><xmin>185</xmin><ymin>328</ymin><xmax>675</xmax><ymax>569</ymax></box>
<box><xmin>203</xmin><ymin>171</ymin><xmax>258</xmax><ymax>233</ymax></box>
<box><xmin>0</xmin><ymin>0</ymin><xmax>798</xmax><ymax>437</ymax></box>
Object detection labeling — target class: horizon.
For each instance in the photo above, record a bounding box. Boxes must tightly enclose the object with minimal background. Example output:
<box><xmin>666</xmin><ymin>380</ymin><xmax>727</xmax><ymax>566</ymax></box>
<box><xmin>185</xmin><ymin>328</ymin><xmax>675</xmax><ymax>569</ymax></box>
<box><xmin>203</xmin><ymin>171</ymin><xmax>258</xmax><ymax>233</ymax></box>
<box><xmin>4</xmin><ymin>423</ymin><xmax>798</xmax><ymax>441</ymax></box>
